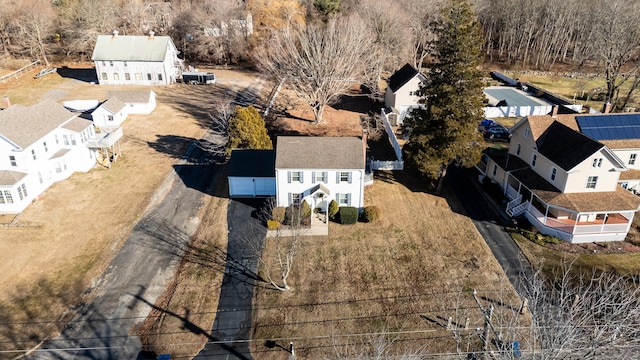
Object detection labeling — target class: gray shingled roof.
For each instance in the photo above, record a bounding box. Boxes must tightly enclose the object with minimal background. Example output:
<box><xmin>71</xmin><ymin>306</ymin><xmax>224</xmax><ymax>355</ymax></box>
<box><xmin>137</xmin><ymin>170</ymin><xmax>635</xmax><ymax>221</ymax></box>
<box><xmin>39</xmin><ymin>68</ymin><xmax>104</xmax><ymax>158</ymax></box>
<box><xmin>92</xmin><ymin>35</ymin><xmax>174</xmax><ymax>62</ymax></box>
<box><xmin>62</xmin><ymin>117</ymin><xmax>93</xmax><ymax>132</ymax></box>
<box><xmin>107</xmin><ymin>90</ymin><xmax>154</xmax><ymax>103</ymax></box>
<box><xmin>0</xmin><ymin>99</ymin><xmax>76</xmax><ymax>149</ymax></box>
<box><xmin>275</xmin><ymin>137</ymin><xmax>364</xmax><ymax>169</ymax></box>
<box><xmin>0</xmin><ymin>170</ymin><xmax>28</xmax><ymax>186</ymax></box>
<box><xmin>101</xmin><ymin>97</ymin><xmax>127</xmax><ymax>114</ymax></box>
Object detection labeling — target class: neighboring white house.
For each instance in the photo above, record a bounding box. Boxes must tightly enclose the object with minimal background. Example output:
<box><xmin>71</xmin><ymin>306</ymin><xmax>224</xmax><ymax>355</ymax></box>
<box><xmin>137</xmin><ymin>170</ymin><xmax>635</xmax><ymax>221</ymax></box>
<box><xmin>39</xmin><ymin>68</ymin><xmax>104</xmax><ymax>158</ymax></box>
<box><xmin>108</xmin><ymin>90</ymin><xmax>157</xmax><ymax>115</ymax></box>
<box><xmin>478</xmin><ymin>115</ymin><xmax>640</xmax><ymax>243</ymax></box>
<box><xmin>91</xmin><ymin>97</ymin><xmax>128</xmax><ymax>129</ymax></box>
<box><xmin>0</xmin><ymin>100</ymin><xmax>98</xmax><ymax>213</ymax></box>
<box><xmin>92</xmin><ymin>31</ymin><xmax>182</xmax><ymax>86</ymax></box>
<box><xmin>383</xmin><ymin>63</ymin><xmax>426</xmax><ymax>126</ymax></box>
<box><xmin>227</xmin><ymin>137</ymin><xmax>367</xmax><ymax>213</ymax></box>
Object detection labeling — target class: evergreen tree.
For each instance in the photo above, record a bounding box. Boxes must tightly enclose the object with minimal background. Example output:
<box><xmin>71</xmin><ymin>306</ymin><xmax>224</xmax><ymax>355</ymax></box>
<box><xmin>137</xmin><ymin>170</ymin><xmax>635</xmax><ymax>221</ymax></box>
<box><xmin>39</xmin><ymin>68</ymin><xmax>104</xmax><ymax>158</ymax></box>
<box><xmin>227</xmin><ymin>106</ymin><xmax>272</xmax><ymax>155</ymax></box>
<box><xmin>403</xmin><ymin>0</ymin><xmax>485</xmax><ymax>193</ymax></box>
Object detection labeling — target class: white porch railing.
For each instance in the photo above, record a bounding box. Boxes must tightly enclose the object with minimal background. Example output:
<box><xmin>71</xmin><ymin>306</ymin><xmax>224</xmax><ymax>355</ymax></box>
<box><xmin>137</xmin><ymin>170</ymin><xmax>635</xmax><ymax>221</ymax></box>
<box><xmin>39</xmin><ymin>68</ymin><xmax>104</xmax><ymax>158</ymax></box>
<box><xmin>506</xmin><ymin>185</ymin><xmax>519</xmax><ymax>200</ymax></box>
<box><xmin>573</xmin><ymin>223</ymin><xmax>629</xmax><ymax>234</ymax></box>
<box><xmin>370</xmin><ymin>160</ymin><xmax>404</xmax><ymax>170</ymax></box>
<box><xmin>507</xmin><ymin>199</ymin><xmax>528</xmax><ymax>217</ymax></box>
<box><xmin>506</xmin><ymin>194</ymin><xmax>522</xmax><ymax>213</ymax></box>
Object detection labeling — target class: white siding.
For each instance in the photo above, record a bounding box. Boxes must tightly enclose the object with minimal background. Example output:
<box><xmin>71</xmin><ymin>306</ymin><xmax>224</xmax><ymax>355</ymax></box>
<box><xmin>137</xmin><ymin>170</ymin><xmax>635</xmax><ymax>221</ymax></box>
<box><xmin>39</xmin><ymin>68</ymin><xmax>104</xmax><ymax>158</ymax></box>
<box><xmin>276</xmin><ymin>169</ymin><xmax>365</xmax><ymax>209</ymax></box>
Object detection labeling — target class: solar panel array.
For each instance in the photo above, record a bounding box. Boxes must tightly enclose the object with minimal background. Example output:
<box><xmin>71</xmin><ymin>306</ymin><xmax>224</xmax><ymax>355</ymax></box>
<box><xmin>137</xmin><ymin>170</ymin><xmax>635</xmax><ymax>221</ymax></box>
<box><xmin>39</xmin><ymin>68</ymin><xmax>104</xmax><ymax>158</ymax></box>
<box><xmin>576</xmin><ymin>114</ymin><xmax>640</xmax><ymax>140</ymax></box>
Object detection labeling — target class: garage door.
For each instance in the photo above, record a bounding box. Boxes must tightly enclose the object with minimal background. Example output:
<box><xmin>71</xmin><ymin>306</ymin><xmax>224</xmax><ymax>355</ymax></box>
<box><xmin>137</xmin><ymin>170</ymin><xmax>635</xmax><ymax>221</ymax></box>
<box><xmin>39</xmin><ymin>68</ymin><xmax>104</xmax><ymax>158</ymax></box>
<box><xmin>229</xmin><ymin>177</ymin><xmax>276</xmax><ymax>197</ymax></box>
<box><xmin>255</xmin><ymin>178</ymin><xmax>276</xmax><ymax>196</ymax></box>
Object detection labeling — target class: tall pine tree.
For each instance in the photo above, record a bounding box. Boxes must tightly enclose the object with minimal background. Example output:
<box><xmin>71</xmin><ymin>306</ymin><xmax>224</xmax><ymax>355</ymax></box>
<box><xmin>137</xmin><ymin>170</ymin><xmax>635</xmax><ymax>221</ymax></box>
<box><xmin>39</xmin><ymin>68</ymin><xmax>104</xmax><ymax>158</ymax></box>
<box><xmin>403</xmin><ymin>0</ymin><xmax>485</xmax><ymax>193</ymax></box>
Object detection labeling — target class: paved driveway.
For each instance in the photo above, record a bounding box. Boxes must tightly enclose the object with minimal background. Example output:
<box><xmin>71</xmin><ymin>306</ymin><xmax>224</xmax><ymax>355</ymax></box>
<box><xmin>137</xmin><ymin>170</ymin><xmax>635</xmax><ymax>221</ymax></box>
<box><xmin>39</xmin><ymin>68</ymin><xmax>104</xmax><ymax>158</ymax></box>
<box><xmin>445</xmin><ymin>166</ymin><xmax>533</xmax><ymax>293</ymax></box>
<box><xmin>194</xmin><ymin>199</ymin><xmax>266</xmax><ymax>360</ymax></box>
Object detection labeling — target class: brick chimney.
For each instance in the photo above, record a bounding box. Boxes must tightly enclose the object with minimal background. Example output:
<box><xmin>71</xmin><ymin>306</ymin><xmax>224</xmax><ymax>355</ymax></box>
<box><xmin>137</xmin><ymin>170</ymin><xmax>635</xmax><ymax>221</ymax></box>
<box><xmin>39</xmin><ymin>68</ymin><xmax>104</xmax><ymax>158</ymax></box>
<box><xmin>603</xmin><ymin>101</ymin><xmax>612</xmax><ymax>114</ymax></box>
<box><xmin>112</xmin><ymin>29</ymin><xmax>119</xmax><ymax>37</ymax></box>
<box><xmin>552</xmin><ymin>105</ymin><xmax>559</xmax><ymax>118</ymax></box>
<box><xmin>148</xmin><ymin>30</ymin><xmax>155</xmax><ymax>40</ymax></box>
<box><xmin>3</xmin><ymin>96</ymin><xmax>10</xmax><ymax>108</ymax></box>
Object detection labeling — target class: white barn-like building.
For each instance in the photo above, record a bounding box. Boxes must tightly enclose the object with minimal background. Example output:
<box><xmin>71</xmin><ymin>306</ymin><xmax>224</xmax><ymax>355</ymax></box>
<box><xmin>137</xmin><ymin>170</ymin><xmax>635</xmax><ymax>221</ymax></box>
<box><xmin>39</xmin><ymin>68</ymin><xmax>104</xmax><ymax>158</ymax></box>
<box><xmin>92</xmin><ymin>31</ymin><xmax>182</xmax><ymax>86</ymax></box>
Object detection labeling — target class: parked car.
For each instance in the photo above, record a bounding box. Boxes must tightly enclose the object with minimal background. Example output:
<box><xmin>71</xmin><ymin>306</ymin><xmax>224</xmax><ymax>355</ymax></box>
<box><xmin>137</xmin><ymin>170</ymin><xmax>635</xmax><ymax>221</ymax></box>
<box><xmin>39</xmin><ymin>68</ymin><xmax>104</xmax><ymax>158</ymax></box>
<box><xmin>483</xmin><ymin>125</ymin><xmax>512</xmax><ymax>141</ymax></box>
<box><xmin>478</xmin><ymin>118</ymin><xmax>496</xmax><ymax>132</ymax></box>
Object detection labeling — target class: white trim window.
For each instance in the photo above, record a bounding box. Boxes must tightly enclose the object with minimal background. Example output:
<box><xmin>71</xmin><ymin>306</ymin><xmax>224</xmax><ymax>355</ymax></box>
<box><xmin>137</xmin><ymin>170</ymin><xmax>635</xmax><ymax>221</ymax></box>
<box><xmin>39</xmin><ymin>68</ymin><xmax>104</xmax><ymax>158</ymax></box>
<box><xmin>43</xmin><ymin>141</ymin><xmax>48</xmax><ymax>152</ymax></box>
<box><xmin>516</xmin><ymin>143</ymin><xmax>521</xmax><ymax>156</ymax></box>
<box><xmin>586</xmin><ymin>176</ymin><xmax>598</xmax><ymax>189</ymax></box>
<box><xmin>531</xmin><ymin>154</ymin><xmax>537</xmax><ymax>167</ymax></box>
<box><xmin>550</xmin><ymin>167</ymin><xmax>557</xmax><ymax>181</ymax></box>
<box><xmin>288</xmin><ymin>171</ymin><xmax>302</xmax><ymax>183</ymax></box>
<box><xmin>9</xmin><ymin>155</ymin><xmax>16</xmax><ymax>167</ymax></box>
<box><xmin>338</xmin><ymin>171</ymin><xmax>351</xmax><ymax>183</ymax></box>
<box><xmin>337</xmin><ymin>193</ymin><xmax>351</xmax><ymax>206</ymax></box>
<box><xmin>289</xmin><ymin>193</ymin><xmax>301</xmax><ymax>206</ymax></box>
<box><xmin>630</xmin><ymin>154</ymin><xmax>637</xmax><ymax>165</ymax></box>
<box><xmin>492</xmin><ymin>164</ymin><xmax>497</xmax><ymax>176</ymax></box>
<box><xmin>31</xmin><ymin>149</ymin><xmax>36</xmax><ymax>160</ymax></box>
<box><xmin>0</xmin><ymin>190</ymin><xmax>12</xmax><ymax>204</ymax></box>
<box><xmin>524</xmin><ymin>128</ymin><xmax>530</xmax><ymax>139</ymax></box>
<box><xmin>313</xmin><ymin>171</ymin><xmax>327</xmax><ymax>183</ymax></box>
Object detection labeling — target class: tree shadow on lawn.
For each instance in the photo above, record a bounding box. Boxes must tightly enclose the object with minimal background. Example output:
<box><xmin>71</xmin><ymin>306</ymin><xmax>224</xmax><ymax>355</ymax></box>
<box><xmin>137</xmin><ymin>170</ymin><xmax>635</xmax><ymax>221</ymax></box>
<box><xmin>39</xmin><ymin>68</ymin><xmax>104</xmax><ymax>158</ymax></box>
<box><xmin>332</xmin><ymin>93</ymin><xmax>382</xmax><ymax>114</ymax></box>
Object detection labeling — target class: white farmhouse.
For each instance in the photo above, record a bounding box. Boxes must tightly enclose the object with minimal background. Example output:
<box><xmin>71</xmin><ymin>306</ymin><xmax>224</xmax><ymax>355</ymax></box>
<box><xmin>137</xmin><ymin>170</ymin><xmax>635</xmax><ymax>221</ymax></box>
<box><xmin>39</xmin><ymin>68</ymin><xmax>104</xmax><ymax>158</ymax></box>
<box><xmin>275</xmin><ymin>137</ymin><xmax>365</xmax><ymax>211</ymax></box>
<box><xmin>92</xmin><ymin>31</ymin><xmax>182</xmax><ymax>86</ymax></box>
<box><xmin>227</xmin><ymin>136</ymin><xmax>367</xmax><ymax>213</ymax></box>
<box><xmin>0</xmin><ymin>100</ymin><xmax>98</xmax><ymax>213</ymax></box>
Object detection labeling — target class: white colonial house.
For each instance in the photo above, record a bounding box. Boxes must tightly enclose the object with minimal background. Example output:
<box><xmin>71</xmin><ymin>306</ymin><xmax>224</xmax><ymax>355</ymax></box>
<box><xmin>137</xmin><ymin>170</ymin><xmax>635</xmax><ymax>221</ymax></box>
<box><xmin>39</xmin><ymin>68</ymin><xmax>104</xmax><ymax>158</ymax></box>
<box><xmin>0</xmin><ymin>100</ymin><xmax>98</xmax><ymax>213</ymax></box>
<box><xmin>228</xmin><ymin>136</ymin><xmax>367</xmax><ymax>213</ymax></box>
<box><xmin>383</xmin><ymin>63</ymin><xmax>426</xmax><ymax>126</ymax></box>
<box><xmin>478</xmin><ymin>115</ymin><xmax>640</xmax><ymax>243</ymax></box>
<box><xmin>92</xmin><ymin>31</ymin><xmax>182</xmax><ymax>86</ymax></box>
<box><xmin>275</xmin><ymin>137</ymin><xmax>365</xmax><ymax>211</ymax></box>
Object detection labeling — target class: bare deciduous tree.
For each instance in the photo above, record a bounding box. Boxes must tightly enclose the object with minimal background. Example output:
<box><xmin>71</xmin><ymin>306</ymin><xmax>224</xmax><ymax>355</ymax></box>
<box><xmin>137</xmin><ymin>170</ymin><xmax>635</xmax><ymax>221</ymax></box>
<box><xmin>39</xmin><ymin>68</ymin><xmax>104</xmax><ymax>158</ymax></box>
<box><xmin>257</xmin><ymin>16</ymin><xmax>374</xmax><ymax>124</ymax></box>
<box><xmin>252</xmin><ymin>198</ymin><xmax>303</xmax><ymax>292</ymax></box>
<box><xmin>11</xmin><ymin>0</ymin><xmax>55</xmax><ymax>65</ymax></box>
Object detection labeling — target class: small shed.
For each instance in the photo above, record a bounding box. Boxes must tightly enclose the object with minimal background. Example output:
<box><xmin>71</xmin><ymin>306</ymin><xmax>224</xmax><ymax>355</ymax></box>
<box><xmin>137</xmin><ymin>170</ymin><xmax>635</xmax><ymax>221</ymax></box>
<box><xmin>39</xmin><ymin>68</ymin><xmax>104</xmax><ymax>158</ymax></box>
<box><xmin>228</xmin><ymin>149</ymin><xmax>276</xmax><ymax>197</ymax></box>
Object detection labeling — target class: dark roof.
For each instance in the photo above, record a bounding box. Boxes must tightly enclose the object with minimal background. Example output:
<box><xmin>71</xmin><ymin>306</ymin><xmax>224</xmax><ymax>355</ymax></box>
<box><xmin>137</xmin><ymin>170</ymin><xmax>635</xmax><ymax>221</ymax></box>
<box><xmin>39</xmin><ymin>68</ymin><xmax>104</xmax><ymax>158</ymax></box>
<box><xmin>536</xmin><ymin>121</ymin><xmax>603</xmax><ymax>171</ymax></box>
<box><xmin>387</xmin><ymin>63</ymin><xmax>420</xmax><ymax>93</ymax></box>
<box><xmin>275</xmin><ymin>136</ymin><xmax>364</xmax><ymax>169</ymax></box>
<box><xmin>228</xmin><ymin>149</ymin><xmax>275</xmax><ymax>177</ymax></box>
<box><xmin>484</xmin><ymin>147</ymin><xmax>529</xmax><ymax>172</ymax></box>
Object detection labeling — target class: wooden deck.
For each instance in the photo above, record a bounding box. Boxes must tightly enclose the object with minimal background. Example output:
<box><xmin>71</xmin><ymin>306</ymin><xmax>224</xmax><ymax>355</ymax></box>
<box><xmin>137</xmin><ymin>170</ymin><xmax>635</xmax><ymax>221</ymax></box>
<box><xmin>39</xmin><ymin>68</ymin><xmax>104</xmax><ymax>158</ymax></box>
<box><xmin>553</xmin><ymin>212</ymin><xmax>629</xmax><ymax>226</ymax></box>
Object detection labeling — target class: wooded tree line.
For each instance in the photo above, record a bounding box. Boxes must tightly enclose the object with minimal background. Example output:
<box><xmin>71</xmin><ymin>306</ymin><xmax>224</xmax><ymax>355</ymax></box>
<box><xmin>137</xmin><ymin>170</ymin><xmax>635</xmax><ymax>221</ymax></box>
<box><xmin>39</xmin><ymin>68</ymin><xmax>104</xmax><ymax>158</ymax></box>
<box><xmin>1</xmin><ymin>0</ymin><xmax>639</xmax><ymax>76</ymax></box>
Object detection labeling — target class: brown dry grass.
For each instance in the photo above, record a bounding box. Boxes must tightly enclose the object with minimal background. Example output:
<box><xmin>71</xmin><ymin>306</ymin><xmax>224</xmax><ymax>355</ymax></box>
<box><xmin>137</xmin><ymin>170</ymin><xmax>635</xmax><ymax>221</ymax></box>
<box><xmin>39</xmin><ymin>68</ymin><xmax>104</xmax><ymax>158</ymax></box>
<box><xmin>250</xmin><ymin>172</ymin><xmax>523</xmax><ymax>359</ymax></box>
<box><xmin>0</xmin><ymin>66</ymin><xmax>258</xmax><ymax>356</ymax></box>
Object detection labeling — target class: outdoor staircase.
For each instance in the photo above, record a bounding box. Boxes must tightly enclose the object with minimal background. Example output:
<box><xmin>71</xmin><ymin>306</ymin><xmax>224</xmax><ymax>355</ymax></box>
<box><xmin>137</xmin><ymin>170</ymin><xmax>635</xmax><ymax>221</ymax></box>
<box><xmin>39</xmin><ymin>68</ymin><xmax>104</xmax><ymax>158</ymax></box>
<box><xmin>507</xmin><ymin>200</ymin><xmax>530</xmax><ymax>217</ymax></box>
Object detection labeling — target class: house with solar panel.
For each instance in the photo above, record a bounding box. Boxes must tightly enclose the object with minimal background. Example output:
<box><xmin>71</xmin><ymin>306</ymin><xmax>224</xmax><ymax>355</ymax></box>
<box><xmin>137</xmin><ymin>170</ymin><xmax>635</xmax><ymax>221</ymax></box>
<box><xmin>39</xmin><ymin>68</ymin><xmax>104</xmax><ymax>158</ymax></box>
<box><xmin>91</xmin><ymin>31</ymin><xmax>182</xmax><ymax>86</ymax></box>
<box><xmin>478</xmin><ymin>114</ymin><xmax>640</xmax><ymax>243</ymax></box>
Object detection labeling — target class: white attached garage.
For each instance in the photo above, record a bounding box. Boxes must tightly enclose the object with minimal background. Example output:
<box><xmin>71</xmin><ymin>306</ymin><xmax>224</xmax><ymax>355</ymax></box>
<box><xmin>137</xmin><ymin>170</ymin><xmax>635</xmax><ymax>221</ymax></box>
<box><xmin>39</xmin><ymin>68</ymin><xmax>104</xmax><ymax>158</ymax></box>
<box><xmin>228</xmin><ymin>149</ymin><xmax>276</xmax><ymax>197</ymax></box>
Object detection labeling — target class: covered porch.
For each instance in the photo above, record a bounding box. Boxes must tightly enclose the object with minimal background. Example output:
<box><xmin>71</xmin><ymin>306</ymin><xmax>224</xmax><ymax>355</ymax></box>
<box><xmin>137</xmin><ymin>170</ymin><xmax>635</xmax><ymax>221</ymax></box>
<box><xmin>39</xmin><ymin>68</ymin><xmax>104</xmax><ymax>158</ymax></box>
<box><xmin>504</xmin><ymin>168</ymin><xmax>640</xmax><ymax>243</ymax></box>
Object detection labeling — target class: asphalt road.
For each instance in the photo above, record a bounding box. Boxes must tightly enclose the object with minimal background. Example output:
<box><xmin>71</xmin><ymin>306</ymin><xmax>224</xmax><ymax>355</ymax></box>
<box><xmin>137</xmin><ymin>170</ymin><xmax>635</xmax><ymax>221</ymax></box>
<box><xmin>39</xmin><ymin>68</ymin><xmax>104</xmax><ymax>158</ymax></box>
<box><xmin>31</xmin><ymin>141</ymin><xmax>220</xmax><ymax>360</ymax></box>
<box><xmin>29</xmin><ymin>73</ymin><xmax>267</xmax><ymax>359</ymax></box>
<box><xmin>194</xmin><ymin>199</ymin><xmax>266</xmax><ymax>360</ymax></box>
<box><xmin>444</xmin><ymin>166</ymin><xmax>533</xmax><ymax>294</ymax></box>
